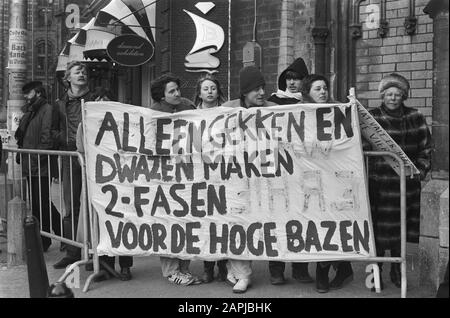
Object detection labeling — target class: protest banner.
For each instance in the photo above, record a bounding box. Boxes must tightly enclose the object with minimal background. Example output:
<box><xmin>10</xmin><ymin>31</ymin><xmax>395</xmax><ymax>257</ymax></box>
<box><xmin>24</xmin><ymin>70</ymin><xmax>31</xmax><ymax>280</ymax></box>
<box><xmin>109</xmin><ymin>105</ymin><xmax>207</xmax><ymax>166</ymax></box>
<box><xmin>83</xmin><ymin>101</ymin><xmax>376</xmax><ymax>261</ymax></box>
<box><xmin>356</xmin><ymin>100</ymin><xmax>419</xmax><ymax>177</ymax></box>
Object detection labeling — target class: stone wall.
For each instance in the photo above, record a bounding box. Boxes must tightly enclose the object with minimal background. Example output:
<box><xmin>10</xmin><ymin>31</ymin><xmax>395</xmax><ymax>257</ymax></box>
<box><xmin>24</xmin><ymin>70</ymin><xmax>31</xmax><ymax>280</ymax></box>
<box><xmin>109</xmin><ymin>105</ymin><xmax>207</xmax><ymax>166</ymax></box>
<box><xmin>356</xmin><ymin>0</ymin><xmax>434</xmax><ymax>125</ymax></box>
<box><xmin>420</xmin><ymin>181</ymin><xmax>449</xmax><ymax>291</ymax></box>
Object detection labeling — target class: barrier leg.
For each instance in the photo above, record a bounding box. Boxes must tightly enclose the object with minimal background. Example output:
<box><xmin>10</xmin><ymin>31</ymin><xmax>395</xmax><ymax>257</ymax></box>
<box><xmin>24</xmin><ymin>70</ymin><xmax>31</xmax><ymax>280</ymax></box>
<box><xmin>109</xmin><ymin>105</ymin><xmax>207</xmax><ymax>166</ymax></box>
<box><xmin>401</xmin><ymin>260</ymin><xmax>407</xmax><ymax>298</ymax></box>
<box><xmin>57</xmin><ymin>259</ymin><xmax>89</xmax><ymax>283</ymax></box>
<box><xmin>82</xmin><ymin>260</ymin><xmax>120</xmax><ymax>293</ymax></box>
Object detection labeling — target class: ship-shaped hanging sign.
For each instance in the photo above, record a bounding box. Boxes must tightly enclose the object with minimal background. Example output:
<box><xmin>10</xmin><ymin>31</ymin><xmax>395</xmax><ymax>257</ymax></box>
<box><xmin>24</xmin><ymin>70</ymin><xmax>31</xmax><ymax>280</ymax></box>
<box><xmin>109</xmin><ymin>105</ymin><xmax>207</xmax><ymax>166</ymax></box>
<box><xmin>183</xmin><ymin>9</ymin><xmax>225</xmax><ymax>73</ymax></box>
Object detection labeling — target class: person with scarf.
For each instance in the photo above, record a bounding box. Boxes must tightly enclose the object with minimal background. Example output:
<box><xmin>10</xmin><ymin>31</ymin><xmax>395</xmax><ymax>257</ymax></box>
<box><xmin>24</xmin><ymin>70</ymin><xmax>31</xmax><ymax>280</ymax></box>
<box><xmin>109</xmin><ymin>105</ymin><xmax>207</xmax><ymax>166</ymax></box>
<box><xmin>267</xmin><ymin>58</ymin><xmax>313</xmax><ymax>285</ymax></box>
<box><xmin>52</xmin><ymin>61</ymin><xmax>95</xmax><ymax>269</ymax></box>
<box><xmin>15</xmin><ymin>81</ymin><xmax>61</xmax><ymax>252</ymax></box>
<box><xmin>268</xmin><ymin>57</ymin><xmax>308</xmax><ymax>106</ymax></box>
<box><xmin>364</xmin><ymin>73</ymin><xmax>432</xmax><ymax>290</ymax></box>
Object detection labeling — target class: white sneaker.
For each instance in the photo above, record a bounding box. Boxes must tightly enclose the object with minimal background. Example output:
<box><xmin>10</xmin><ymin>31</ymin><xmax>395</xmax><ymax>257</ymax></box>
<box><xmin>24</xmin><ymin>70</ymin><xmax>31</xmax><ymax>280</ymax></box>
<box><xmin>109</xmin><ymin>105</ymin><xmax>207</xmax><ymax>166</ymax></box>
<box><xmin>167</xmin><ymin>271</ymin><xmax>195</xmax><ymax>286</ymax></box>
<box><xmin>226</xmin><ymin>273</ymin><xmax>238</xmax><ymax>286</ymax></box>
<box><xmin>233</xmin><ymin>278</ymin><xmax>251</xmax><ymax>294</ymax></box>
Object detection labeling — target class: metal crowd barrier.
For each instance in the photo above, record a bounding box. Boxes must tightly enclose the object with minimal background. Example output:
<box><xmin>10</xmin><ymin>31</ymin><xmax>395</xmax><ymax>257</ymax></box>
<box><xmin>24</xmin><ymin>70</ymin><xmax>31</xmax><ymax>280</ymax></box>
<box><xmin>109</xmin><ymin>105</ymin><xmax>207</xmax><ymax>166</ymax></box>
<box><xmin>2</xmin><ymin>147</ymin><xmax>91</xmax><ymax>287</ymax></box>
<box><xmin>1</xmin><ymin>147</ymin><xmax>408</xmax><ymax>297</ymax></box>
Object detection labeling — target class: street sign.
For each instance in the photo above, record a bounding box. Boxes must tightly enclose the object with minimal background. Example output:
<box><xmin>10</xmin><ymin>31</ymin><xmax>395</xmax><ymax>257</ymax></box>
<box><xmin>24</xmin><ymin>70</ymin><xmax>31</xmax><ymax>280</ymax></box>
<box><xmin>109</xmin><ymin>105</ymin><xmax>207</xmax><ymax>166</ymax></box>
<box><xmin>106</xmin><ymin>34</ymin><xmax>154</xmax><ymax>67</ymax></box>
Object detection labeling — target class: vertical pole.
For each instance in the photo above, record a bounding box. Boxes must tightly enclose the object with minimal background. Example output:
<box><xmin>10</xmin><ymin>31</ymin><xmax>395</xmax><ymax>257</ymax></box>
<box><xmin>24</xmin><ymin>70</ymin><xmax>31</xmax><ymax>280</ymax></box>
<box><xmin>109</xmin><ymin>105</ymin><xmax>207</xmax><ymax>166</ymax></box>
<box><xmin>45</xmin><ymin>7</ymin><xmax>48</xmax><ymax>93</ymax></box>
<box><xmin>6</xmin><ymin>0</ymin><xmax>28</xmax><ymax>266</ymax></box>
<box><xmin>7</xmin><ymin>0</ymin><xmax>27</xmax><ymax>150</ymax></box>
<box><xmin>31</xmin><ymin>0</ymin><xmax>34</xmax><ymax>81</ymax></box>
<box><xmin>7</xmin><ymin>0</ymin><xmax>28</xmax><ymax>194</ymax></box>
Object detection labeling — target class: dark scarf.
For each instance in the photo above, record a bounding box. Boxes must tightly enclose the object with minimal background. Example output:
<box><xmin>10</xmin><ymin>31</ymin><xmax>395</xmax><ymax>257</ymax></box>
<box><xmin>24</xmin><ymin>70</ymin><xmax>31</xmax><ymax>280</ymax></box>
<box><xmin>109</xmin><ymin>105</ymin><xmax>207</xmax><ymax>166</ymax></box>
<box><xmin>14</xmin><ymin>97</ymin><xmax>47</xmax><ymax>148</ymax></box>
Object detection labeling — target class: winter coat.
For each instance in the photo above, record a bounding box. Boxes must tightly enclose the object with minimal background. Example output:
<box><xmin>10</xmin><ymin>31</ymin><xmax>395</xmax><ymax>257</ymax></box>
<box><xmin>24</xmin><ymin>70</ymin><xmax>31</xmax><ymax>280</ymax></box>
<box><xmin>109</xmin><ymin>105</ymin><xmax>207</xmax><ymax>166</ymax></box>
<box><xmin>19</xmin><ymin>97</ymin><xmax>54</xmax><ymax>177</ymax></box>
<box><xmin>365</xmin><ymin>103</ymin><xmax>432</xmax><ymax>250</ymax></box>
<box><xmin>51</xmin><ymin>90</ymin><xmax>95</xmax><ymax>151</ymax></box>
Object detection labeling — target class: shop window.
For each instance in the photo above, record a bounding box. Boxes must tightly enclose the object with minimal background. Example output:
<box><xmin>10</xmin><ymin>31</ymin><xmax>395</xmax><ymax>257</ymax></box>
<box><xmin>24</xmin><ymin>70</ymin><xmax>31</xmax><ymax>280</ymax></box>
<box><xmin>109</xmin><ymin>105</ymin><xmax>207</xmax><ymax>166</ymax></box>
<box><xmin>35</xmin><ymin>40</ymin><xmax>53</xmax><ymax>75</ymax></box>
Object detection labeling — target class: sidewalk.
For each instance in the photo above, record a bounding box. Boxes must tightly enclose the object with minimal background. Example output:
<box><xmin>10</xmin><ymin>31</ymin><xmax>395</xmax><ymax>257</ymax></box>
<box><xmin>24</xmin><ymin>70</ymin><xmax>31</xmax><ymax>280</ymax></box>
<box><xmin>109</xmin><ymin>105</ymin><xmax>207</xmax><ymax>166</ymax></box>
<box><xmin>0</xmin><ymin>236</ymin><xmax>436</xmax><ymax>298</ymax></box>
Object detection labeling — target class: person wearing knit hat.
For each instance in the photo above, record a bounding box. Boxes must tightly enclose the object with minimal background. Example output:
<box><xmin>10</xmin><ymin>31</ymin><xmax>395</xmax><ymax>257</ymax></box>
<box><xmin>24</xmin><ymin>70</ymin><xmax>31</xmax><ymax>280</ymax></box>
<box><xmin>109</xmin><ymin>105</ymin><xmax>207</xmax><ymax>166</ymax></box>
<box><xmin>222</xmin><ymin>65</ymin><xmax>276</xmax><ymax>109</ymax></box>
<box><xmin>268</xmin><ymin>57</ymin><xmax>309</xmax><ymax>105</ymax></box>
<box><xmin>221</xmin><ymin>66</ymin><xmax>275</xmax><ymax>294</ymax></box>
<box><xmin>363</xmin><ymin>72</ymin><xmax>432</xmax><ymax>291</ymax></box>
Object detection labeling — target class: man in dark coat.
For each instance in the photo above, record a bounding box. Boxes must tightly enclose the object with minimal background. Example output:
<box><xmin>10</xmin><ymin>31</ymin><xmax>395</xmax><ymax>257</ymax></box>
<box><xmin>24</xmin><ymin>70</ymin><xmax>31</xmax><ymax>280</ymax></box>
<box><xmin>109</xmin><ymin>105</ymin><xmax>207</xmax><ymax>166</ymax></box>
<box><xmin>15</xmin><ymin>81</ymin><xmax>61</xmax><ymax>251</ymax></box>
<box><xmin>267</xmin><ymin>58</ymin><xmax>313</xmax><ymax>286</ymax></box>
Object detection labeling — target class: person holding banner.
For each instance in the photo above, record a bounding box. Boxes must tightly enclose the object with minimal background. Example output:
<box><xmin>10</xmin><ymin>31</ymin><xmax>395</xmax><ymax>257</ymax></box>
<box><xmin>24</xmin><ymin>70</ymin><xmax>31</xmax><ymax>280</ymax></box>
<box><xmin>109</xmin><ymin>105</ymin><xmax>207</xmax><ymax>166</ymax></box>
<box><xmin>150</xmin><ymin>73</ymin><xmax>202</xmax><ymax>286</ymax></box>
<box><xmin>193</xmin><ymin>74</ymin><xmax>229</xmax><ymax>283</ymax></box>
<box><xmin>52</xmin><ymin>61</ymin><xmax>96</xmax><ymax>269</ymax></box>
<box><xmin>365</xmin><ymin>73</ymin><xmax>432</xmax><ymax>290</ymax></box>
<box><xmin>221</xmin><ymin>66</ymin><xmax>276</xmax><ymax>293</ymax></box>
<box><xmin>76</xmin><ymin>87</ymin><xmax>134</xmax><ymax>281</ymax></box>
<box><xmin>301</xmin><ymin>74</ymin><xmax>354</xmax><ymax>294</ymax></box>
<box><xmin>267</xmin><ymin>58</ymin><xmax>313</xmax><ymax>285</ymax></box>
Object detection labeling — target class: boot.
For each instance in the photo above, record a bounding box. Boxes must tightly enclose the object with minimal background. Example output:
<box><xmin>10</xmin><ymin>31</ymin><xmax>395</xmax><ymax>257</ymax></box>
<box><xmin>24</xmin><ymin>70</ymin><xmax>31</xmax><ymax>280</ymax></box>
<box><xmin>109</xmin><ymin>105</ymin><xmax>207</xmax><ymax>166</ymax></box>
<box><xmin>329</xmin><ymin>262</ymin><xmax>354</xmax><ymax>290</ymax></box>
<box><xmin>292</xmin><ymin>262</ymin><xmax>313</xmax><ymax>283</ymax></box>
<box><xmin>390</xmin><ymin>263</ymin><xmax>401</xmax><ymax>288</ymax></box>
<box><xmin>315</xmin><ymin>262</ymin><xmax>331</xmax><ymax>293</ymax></box>
<box><xmin>202</xmin><ymin>261</ymin><xmax>215</xmax><ymax>283</ymax></box>
<box><xmin>217</xmin><ymin>260</ymin><xmax>228</xmax><ymax>282</ymax></box>
<box><xmin>269</xmin><ymin>261</ymin><xmax>286</xmax><ymax>285</ymax></box>
<box><xmin>119</xmin><ymin>267</ymin><xmax>132</xmax><ymax>281</ymax></box>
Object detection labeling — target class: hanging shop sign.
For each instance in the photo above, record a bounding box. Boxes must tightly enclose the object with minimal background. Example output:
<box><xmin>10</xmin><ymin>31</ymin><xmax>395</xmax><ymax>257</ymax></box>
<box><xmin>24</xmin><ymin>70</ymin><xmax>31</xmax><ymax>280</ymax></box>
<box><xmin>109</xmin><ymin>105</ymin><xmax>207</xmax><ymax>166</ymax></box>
<box><xmin>106</xmin><ymin>34</ymin><xmax>154</xmax><ymax>67</ymax></box>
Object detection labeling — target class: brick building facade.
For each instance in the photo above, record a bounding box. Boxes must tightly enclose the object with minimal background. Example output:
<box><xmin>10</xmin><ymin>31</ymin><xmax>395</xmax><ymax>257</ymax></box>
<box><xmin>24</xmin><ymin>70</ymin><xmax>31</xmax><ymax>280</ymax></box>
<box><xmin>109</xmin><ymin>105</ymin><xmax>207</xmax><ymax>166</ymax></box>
<box><xmin>0</xmin><ymin>0</ymin><xmax>90</xmax><ymax>128</ymax></box>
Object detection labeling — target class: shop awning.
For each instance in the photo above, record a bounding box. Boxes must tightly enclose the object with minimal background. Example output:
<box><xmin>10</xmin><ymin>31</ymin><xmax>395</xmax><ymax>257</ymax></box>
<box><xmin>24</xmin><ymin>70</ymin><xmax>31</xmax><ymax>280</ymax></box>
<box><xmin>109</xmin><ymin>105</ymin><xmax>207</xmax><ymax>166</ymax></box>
<box><xmin>68</xmin><ymin>18</ymin><xmax>96</xmax><ymax>63</ymax></box>
<box><xmin>83</xmin><ymin>0</ymin><xmax>156</xmax><ymax>62</ymax></box>
<box><xmin>55</xmin><ymin>42</ymin><xmax>71</xmax><ymax>75</ymax></box>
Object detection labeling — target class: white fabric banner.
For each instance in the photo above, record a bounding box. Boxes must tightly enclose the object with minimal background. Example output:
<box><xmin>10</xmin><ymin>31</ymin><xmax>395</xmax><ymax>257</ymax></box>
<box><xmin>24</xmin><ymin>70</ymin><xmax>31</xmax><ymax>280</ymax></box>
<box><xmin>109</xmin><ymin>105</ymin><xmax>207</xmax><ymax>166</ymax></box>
<box><xmin>83</xmin><ymin>101</ymin><xmax>375</xmax><ymax>261</ymax></box>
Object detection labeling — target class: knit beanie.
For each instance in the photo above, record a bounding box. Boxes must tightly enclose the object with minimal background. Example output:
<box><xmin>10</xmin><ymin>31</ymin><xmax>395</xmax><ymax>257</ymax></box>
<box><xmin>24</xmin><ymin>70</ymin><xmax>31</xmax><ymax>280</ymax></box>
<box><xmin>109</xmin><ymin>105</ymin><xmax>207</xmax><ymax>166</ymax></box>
<box><xmin>378</xmin><ymin>73</ymin><xmax>410</xmax><ymax>100</ymax></box>
<box><xmin>278</xmin><ymin>57</ymin><xmax>309</xmax><ymax>91</ymax></box>
<box><xmin>239</xmin><ymin>66</ymin><xmax>265</xmax><ymax>96</ymax></box>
